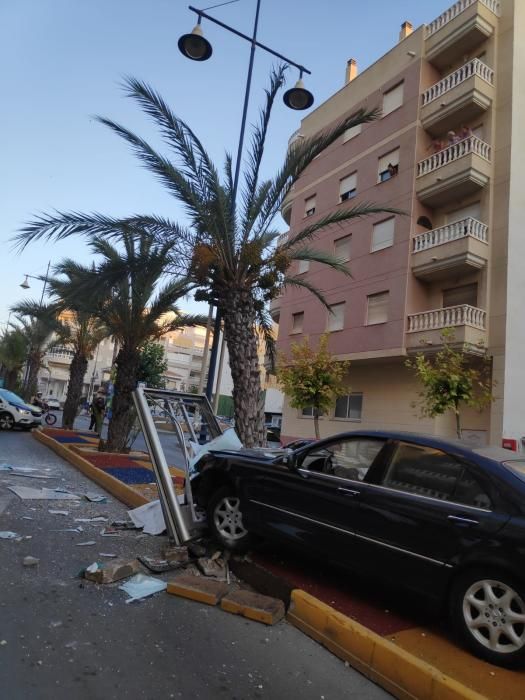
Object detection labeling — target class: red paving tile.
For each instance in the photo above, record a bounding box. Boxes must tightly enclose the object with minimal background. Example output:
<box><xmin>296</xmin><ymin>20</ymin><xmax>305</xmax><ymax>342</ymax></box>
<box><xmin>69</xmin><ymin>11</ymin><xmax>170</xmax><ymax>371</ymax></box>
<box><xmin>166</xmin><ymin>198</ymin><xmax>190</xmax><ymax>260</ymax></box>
<box><xmin>254</xmin><ymin>551</ymin><xmax>418</xmax><ymax>636</ymax></box>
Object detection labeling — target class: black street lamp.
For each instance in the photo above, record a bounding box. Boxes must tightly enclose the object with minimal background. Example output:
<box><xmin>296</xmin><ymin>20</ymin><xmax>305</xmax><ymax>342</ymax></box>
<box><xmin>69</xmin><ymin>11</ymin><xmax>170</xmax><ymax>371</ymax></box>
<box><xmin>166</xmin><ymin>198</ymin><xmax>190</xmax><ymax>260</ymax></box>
<box><xmin>178</xmin><ymin>1</ymin><xmax>313</xmax><ymax>401</ymax></box>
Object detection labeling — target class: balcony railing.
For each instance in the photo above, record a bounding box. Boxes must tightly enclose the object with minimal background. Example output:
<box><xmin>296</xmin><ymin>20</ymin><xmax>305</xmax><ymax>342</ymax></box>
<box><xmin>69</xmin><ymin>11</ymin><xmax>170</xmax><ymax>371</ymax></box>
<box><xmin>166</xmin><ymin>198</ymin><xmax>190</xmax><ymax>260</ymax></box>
<box><xmin>422</xmin><ymin>59</ymin><xmax>494</xmax><ymax>106</ymax></box>
<box><xmin>407</xmin><ymin>304</ymin><xmax>486</xmax><ymax>333</ymax></box>
<box><xmin>412</xmin><ymin>217</ymin><xmax>488</xmax><ymax>252</ymax></box>
<box><xmin>417</xmin><ymin>136</ymin><xmax>491</xmax><ymax>177</ymax></box>
<box><xmin>425</xmin><ymin>0</ymin><xmax>501</xmax><ymax>39</ymax></box>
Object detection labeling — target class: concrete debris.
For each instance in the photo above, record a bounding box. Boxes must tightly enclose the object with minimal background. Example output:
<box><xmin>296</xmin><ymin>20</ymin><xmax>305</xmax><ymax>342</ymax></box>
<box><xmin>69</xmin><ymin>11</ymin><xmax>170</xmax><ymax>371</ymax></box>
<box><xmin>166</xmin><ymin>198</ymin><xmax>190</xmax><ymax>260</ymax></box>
<box><xmin>197</xmin><ymin>556</ymin><xmax>228</xmax><ymax>581</ymax></box>
<box><xmin>162</xmin><ymin>546</ymin><xmax>189</xmax><ymax>564</ymax></box>
<box><xmin>187</xmin><ymin>541</ymin><xmax>208</xmax><ymax>558</ymax></box>
<box><xmin>8</xmin><ymin>485</ymin><xmax>80</xmax><ymax>500</ymax></box>
<box><xmin>0</xmin><ymin>531</ymin><xmax>18</xmax><ymax>539</ymax></box>
<box><xmin>21</xmin><ymin>516</ymin><xmax>34</xmax><ymax>520</ymax></box>
<box><xmin>23</xmin><ymin>556</ymin><xmax>40</xmax><ymax>567</ymax></box>
<box><xmin>85</xmin><ymin>493</ymin><xmax>107</xmax><ymax>503</ymax></box>
<box><xmin>75</xmin><ymin>541</ymin><xmax>96</xmax><ymax>547</ymax></box>
<box><xmin>167</xmin><ymin>573</ymin><xmax>233</xmax><ymax>606</ymax></box>
<box><xmin>220</xmin><ymin>589</ymin><xmax>285</xmax><ymax>625</ymax></box>
<box><xmin>48</xmin><ymin>510</ymin><xmax>69</xmax><ymax>516</ymax></box>
<box><xmin>99</xmin><ymin>552</ymin><xmax>118</xmax><ymax>558</ymax></box>
<box><xmin>100</xmin><ymin>528</ymin><xmax>120</xmax><ymax>537</ymax></box>
<box><xmin>110</xmin><ymin>520</ymin><xmax>140</xmax><ymax>530</ymax></box>
<box><xmin>84</xmin><ymin>558</ymin><xmax>142</xmax><ymax>584</ymax></box>
<box><xmin>74</xmin><ymin>516</ymin><xmax>107</xmax><ymax>523</ymax></box>
<box><xmin>138</xmin><ymin>555</ymin><xmax>186</xmax><ymax>574</ymax></box>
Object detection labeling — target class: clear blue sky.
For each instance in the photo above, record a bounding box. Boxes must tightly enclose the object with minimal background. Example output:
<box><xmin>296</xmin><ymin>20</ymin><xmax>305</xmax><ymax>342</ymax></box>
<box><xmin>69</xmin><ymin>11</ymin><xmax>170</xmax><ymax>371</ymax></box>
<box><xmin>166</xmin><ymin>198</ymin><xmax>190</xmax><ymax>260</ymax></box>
<box><xmin>1</xmin><ymin>0</ymin><xmax>448</xmax><ymax>325</ymax></box>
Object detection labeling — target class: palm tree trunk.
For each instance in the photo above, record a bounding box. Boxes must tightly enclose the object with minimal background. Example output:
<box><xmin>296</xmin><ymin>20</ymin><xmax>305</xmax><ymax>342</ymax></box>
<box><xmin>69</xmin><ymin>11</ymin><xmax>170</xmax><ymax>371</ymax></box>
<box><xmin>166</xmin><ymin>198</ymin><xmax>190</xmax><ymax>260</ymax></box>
<box><xmin>62</xmin><ymin>352</ymin><xmax>88</xmax><ymax>429</ymax></box>
<box><xmin>25</xmin><ymin>350</ymin><xmax>41</xmax><ymax>401</ymax></box>
<box><xmin>106</xmin><ymin>344</ymin><xmax>140</xmax><ymax>452</ymax></box>
<box><xmin>221</xmin><ymin>291</ymin><xmax>265</xmax><ymax>448</ymax></box>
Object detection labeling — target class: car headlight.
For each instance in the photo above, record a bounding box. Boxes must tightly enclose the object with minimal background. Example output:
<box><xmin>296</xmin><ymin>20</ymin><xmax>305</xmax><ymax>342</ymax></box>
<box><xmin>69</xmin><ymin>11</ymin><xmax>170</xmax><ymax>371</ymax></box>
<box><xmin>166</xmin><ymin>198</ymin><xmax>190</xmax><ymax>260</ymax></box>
<box><xmin>18</xmin><ymin>408</ymin><xmax>31</xmax><ymax>416</ymax></box>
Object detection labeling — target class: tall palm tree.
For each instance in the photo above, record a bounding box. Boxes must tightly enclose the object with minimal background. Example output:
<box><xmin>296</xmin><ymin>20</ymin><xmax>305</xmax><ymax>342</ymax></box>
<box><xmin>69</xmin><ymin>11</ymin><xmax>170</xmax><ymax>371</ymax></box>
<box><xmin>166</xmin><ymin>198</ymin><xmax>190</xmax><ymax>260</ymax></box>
<box><xmin>50</xmin><ymin>230</ymin><xmax>206</xmax><ymax>452</ymax></box>
<box><xmin>15</xmin><ymin>68</ymin><xmax>399</xmax><ymax>446</ymax></box>
<box><xmin>0</xmin><ymin>326</ymin><xmax>28</xmax><ymax>391</ymax></box>
<box><xmin>10</xmin><ymin>301</ymin><xmax>63</xmax><ymax>401</ymax></box>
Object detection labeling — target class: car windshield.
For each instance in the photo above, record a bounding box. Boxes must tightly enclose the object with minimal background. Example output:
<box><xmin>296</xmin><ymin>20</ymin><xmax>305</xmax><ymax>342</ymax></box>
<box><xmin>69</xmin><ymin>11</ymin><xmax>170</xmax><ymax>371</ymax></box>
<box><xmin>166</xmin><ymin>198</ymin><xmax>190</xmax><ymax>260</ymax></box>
<box><xmin>502</xmin><ymin>460</ymin><xmax>525</xmax><ymax>482</ymax></box>
<box><xmin>0</xmin><ymin>389</ymin><xmax>25</xmax><ymax>405</ymax></box>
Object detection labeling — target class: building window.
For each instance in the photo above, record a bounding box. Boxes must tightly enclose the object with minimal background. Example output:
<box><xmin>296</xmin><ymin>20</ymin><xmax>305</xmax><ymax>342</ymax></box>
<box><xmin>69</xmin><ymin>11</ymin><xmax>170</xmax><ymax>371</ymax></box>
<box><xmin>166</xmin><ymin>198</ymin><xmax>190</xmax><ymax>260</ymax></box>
<box><xmin>443</xmin><ymin>284</ymin><xmax>478</xmax><ymax>308</ymax></box>
<box><xmin>339</xmin><ymin>173</ymin><xmax>357</xmax><ymax>202</ymax></box>
<box><xmin>334</xmin><ymin>235</ymin><xmax>351</xmax><ymax>262</ymax></box>
<box><xmin>327</xmin><ymin>302</ymin><xmax>345</xmax><ymax>332</ymax></box>
<box><xmin>304</xmin><ymin>195</ymin><xmax>316</xmax><ymax>217</ymax></box>
<box><xmin>372</xmin><ymin>217</ymin><xmax>395</xmax><ymax>252</ymax></box>
<box><xmin>334</xmin><ymin>393</ymin><xmax>363</xmax><ymax>420</ymax></box>
<box><xmin>297</xmin><ymin>259</ymin><xmax>310</xmax><ymax>274</ymax></box>
<box><xmin>291</xmin><ymin>311</ymin><xmax>304</xmax><ymax>334</ymax></box>
<box><xmin>343</xmin><ymin>123</ymin><xmax>362</xmax><ymax>143</ymax></box>
<box><xmin>378</xmin><ymin>148</ymin><xmax>400</xmax><ymax>182</ymax></box>
<box><xmin>382</xmin><ymin>82</ymin><xmax>404</xmax><ymax>116</ymax></box>
<box><xmin>302</xmin><ymin>406</ymin><xmax>324</xmax><ymax>417</ymax></box>
<box><xmin>367</xmin><ymin>291</ymin><xmax>389</xmax><ymax>325</ymax></box>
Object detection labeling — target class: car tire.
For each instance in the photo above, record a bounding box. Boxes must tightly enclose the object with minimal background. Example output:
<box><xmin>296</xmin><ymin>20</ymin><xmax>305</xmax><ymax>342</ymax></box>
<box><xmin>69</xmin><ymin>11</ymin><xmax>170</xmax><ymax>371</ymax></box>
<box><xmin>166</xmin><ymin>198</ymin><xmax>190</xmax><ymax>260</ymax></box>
<box><xmin>450</xmin><ymin>568</ymin><xmax>525</xmax><ymax>668</ymax></box>
<box><xmin>207</xmin><ymin>486</ymin><xmax>252</xmax><ymax>552</ymax></box>
<box><xmin>0</xmin><ymin>413</ymin><xmax>15</xmax><ymax>430</ymax></box>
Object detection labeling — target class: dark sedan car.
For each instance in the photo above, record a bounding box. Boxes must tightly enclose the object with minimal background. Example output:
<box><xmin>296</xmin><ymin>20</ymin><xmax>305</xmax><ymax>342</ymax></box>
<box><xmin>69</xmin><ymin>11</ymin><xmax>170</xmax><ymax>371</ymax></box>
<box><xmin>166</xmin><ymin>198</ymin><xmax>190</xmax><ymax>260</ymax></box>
<box><xmin>192</xmin><ymin>430</ymin><xmax>525</xmax><ymax>667</ymax></box>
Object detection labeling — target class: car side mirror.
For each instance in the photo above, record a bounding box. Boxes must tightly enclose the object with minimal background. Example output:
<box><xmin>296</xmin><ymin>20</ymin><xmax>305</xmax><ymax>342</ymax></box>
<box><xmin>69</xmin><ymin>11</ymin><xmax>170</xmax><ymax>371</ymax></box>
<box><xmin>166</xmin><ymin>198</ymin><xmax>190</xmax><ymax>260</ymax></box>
<box><xmin>281</xmin><ymin>452</ymin><xmax>297</xmax><ymax>470</ymax></box>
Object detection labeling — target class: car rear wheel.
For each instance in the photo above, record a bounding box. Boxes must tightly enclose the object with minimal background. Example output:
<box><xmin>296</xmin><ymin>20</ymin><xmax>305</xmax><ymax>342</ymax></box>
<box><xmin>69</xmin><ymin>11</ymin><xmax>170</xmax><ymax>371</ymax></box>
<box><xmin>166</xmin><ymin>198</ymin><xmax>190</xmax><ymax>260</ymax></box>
<box><xmin>207</xmin><ymin>486</ymin><xmax>251</xmax><ymax>552</ymax></box>
<box><xmin>0</xmin><ymin>413</ymin><xmax>15</xmax><ymax>430</ymax></box>
<box><xmin>450</xmin><ymin>568</ymin><xmax>525</xmax><ymax>667</ymax></box>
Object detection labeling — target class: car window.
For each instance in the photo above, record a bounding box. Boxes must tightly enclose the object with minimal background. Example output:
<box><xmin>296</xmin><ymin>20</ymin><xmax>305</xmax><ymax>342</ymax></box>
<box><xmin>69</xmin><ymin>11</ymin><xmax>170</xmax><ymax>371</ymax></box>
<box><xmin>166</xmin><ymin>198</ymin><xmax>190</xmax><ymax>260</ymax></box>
<box><xmin>300</xmin><ymin>438</ymin><xmax>386</xmax><ymax>481</ymax></box>
<box><xmin>383</xmin><ymin>442</ymin><xmax>492</xmax><ymax>508</ymax></box>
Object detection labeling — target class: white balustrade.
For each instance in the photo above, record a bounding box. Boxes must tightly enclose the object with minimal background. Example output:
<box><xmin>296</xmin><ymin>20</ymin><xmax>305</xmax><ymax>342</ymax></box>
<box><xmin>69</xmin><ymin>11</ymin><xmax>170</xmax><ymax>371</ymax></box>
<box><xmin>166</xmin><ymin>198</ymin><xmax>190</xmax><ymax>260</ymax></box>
<box><xmin>426</xmin><ymin>0</ymin><xmax>501</xmax><ymax>38</ymax></box>
<box><xmin>412</xmin><ymin>217</ymin><xmax>488</xmax><ymax>252</ymax></box>
<box><xmin>417</xmin><ymin>136</ymin><xmax>491</xmax><ymax>177</ymax></box>
<box><xmin>407</xmin><ymin>305</ymin><xmax>486</xmax><ymax>332</ymax></box>
<box><xmin>422</xmin><ymin>59</ymin><xmax>494</xmax><ymax>106</ymax></box>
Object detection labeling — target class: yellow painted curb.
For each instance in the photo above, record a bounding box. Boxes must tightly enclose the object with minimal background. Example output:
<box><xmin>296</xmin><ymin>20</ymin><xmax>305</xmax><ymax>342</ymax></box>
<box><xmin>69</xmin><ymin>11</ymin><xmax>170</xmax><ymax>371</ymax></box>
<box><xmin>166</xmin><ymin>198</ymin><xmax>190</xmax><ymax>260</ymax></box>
<box><xmin>33</xmin><ymin>430</ymin><xmax>148</xmax><ymax>508</ymax></box>
<box><xmin>287</xmin><ymin>590</ymin><xmax>485</xmax><ymax>700</ymax></box>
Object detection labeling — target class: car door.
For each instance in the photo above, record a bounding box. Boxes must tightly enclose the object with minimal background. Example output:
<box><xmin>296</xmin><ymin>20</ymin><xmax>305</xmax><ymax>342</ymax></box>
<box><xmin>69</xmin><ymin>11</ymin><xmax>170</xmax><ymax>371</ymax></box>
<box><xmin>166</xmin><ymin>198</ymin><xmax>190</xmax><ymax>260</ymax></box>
<box><xmin>347</xmin><ymin>440</ymin><xmax>510</xmax><ymax>598</ymax></box>
<box><xmin>245</xmin><ymin>436</ymin><xmax>389</xmax><ymax>555</ymax></box>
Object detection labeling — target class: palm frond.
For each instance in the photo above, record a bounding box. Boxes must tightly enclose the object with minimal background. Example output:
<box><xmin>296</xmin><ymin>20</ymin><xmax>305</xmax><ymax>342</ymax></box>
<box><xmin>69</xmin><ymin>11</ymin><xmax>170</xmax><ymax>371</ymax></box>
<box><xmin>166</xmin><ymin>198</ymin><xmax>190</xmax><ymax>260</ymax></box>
<box><xmin>290</xmin><ymin>247</ymin><xmax>352</xmax><ymax>277</ymax></box>
<box><xmin>282</xmin><ymin>275</ymin><xmax>331</xmax><ymax>310</ymax></box>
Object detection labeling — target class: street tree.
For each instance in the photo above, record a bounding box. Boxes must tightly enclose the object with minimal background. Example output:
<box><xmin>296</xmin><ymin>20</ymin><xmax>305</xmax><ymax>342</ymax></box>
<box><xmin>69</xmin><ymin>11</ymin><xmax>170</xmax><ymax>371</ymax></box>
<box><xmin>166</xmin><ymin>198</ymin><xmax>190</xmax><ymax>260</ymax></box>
<box><xmin>277</xmin><ymin>334</ymin><xmax>348</xmax><ymax>440</ymax></box>
<box><xmin>406</xmin><ymin>329</ymin><xmax>494</xmax><ymax>439</ymax></box>
<box><xmin>136</xmin><ymin>340</ymin><xmax>167</xmax><ymax>389</ymax></box>
<box><xmin>49</xmin><ymin>229</ymin><xmax>206</xmax><ymax>451</ymax></box>
<box><xmin>15</xmin><ymin>69</ymin><xmax>398</xmax><ymax>446</ymax></box>
<box><xmin>0</xmin><ymin>327</ymin><xmax>28</xmax><ymax>392</ymax></box>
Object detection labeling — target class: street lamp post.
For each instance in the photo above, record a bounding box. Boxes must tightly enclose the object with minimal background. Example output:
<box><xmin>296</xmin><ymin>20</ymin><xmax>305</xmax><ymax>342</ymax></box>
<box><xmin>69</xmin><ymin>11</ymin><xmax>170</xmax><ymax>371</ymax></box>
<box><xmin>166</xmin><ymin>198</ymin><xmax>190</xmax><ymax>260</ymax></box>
<box><xmin>20</xmin><ymin>260</ymin><xmax>52</xmax><ymax>391</ymax></box>
<box><xmin>179</xmin><ymin>2</ymin><xmax>313</xmax><ymax>402</ymax></box>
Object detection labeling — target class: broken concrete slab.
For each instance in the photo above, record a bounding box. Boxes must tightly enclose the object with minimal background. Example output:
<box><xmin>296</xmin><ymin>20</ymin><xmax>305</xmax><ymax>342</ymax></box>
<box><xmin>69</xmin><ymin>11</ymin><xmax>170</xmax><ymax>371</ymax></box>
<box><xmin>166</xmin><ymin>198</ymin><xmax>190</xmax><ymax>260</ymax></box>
<box><xmin>166</xmin><ymin>573</ymin><xmax>234</xmax><ymax>606</ymax></box>
<box><xmin>197</xmin><ymin>556</ymin><xmax>228</xmax><ymax>580</ymax></box>
<box><xmin>163</xmin><ymin>545</ymin><xmax>189</xmax><ymax>563</ymax></box>
<box><xmin>22</xmin><ymin>556</ymin><xmax>39</xmax><ymax>567</ymax></box>
<box><xmin>220</xmin><ymin>589</ymin><xmax>285</xmax><ymax>626</ymax></box>
<box><xmin>84</xmin><ymin>558</ymin><xmax>142</xmax><ymax>584</ymax></box>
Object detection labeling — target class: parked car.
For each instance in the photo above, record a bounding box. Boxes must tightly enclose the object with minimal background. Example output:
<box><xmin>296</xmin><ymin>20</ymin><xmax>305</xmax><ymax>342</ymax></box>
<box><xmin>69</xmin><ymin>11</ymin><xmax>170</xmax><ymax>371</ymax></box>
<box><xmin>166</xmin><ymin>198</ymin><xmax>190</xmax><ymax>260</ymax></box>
<box><xmin>43</xmin><ymin>396</ymin><xmax>61</xmax><ymax>410</ymax></box>
<box><xmin>192</xmin><ymin>430</ymin><xmax>525</xmax><ymax>667</ymax></box>
<box><xmin>0</xmin><ymin>389</ymin><xmax>42</xmax><ymax>430</ymax></box>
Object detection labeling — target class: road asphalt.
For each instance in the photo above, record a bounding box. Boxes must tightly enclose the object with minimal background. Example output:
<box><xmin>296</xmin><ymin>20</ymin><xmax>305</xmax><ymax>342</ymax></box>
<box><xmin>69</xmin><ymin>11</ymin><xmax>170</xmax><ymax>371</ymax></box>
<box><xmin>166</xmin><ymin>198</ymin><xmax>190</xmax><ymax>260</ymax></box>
<box><xmin>0</xmin><ymin>430</ymin><xmax>391</xmax><ymax>700</ymax></box>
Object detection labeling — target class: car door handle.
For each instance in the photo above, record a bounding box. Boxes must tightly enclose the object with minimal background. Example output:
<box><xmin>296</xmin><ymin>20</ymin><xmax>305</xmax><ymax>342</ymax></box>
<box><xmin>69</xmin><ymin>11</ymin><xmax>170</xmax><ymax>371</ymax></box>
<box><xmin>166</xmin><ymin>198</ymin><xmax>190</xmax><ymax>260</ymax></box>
<box><xmin>337</xmin><ymin>487</ymin><xmax>360</xmax><ymax>497</ymax></box>
<box><xmin>447</xmin><ymin>515</ymin><xmax>479</xmax><ymax>527</ymax></box>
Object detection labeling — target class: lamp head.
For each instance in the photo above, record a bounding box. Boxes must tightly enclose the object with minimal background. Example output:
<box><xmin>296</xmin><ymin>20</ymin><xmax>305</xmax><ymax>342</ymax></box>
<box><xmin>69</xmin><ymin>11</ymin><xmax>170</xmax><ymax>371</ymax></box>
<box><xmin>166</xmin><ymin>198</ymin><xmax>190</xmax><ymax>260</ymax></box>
<box><xmin>20</xmin><ymin>276</ymin><xmax>30</xmax><ymax>290</ymax></box>
<box><xmin>178</xmin><ymin>24</ymin><xmax>213</xmax><ymax>62</ymax></box>
<box><xmin>283</xmin><ymin>78</ymin><xmax>314</xmax><ymax>111</ymax></box>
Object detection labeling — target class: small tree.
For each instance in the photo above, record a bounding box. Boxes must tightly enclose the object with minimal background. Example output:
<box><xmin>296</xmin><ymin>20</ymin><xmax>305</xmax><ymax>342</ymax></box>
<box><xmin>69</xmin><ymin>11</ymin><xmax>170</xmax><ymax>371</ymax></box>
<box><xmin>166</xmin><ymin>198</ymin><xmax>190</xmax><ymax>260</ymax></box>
<box><xmin>406</xmin><ymin>329</ymin><xmax>493</xmax><ymax>439</ymax></box>
<box><xmin>277</xmin><ymin>334</ymin><xmax>348</xmax><ymax>440</ymax></box>
<box><xmin>137</xmin><ymin>340</ymin><xmax>167</xmax><ymax>389</ymax></box>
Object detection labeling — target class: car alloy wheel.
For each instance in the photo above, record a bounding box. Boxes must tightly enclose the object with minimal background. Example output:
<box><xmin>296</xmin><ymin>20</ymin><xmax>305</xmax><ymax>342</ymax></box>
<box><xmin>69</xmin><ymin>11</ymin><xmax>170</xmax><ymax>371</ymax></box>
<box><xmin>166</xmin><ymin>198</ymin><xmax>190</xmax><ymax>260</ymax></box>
<box><xmin>213</xmin><ymin>495</ymin><xmax>248</xmax><ymax>543</ymax></box>
<box><xmin>463</xmin><ymin>579</ymin><xmax>525</xmax><ymax>655</ymax></box>
<box><xmin>0</xmin><ymin>413</ymin><xmax>15</xmax><ymax>430</ymax></box>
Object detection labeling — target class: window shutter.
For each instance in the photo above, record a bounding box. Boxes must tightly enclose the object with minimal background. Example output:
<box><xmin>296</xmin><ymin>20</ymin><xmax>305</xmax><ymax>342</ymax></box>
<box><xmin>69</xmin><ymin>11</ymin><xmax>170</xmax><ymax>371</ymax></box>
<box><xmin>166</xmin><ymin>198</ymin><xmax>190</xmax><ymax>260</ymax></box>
<box><xmin>443</xmin><ymin>284</ymin><xmax>478</xmax><ymax>308</ymax></box>
<box><xmin>372</xmin><ymin>218</ymin><xmax>395</xmax><ymax>251</ymax></box>
<box><xmin>378</xmin><ymin>149</ymin><xmax>400</xmax><ymax>175</ymax></box>
<box><xmin>327</xmin><ymin>303</ymin><xmax>345</xmax><ymax>332</ymax></box>
<box><xmin>343</xmin><ymin>124</ymin><xmax>362</xmax><ymax>143</ymax></box>
<box><xmin>304</xmin><ymin>195</ymin><xmax>316</xmax><ymax>216</ymax></box>
<box><xmin>297</xmin><ymin>259</ymin><xmax>310</xmax><ymax>274</ymax></box>
<box><xmin>367</xmin><ymin>292</ymin><xmax>389</xmax><ymax>325</ymax></box>
<box><xmin>446</xmin><ymin>202</ymin><xmax>481</xmax><ymax>223</ymax></box>
<box><xmin>383</xmin><ymin>83</ymin><xmax>404</xmax><ymax>115</ymax></box>
<box><xmin>339</xmin><ymin>173</ymin><xmax>357</xmax><ymax>201</ymax></box>
<box><xmin>334</xmin><ymin>235</ymin><xmax>351</xmax><ymax>261</ymax></box>
<box><xmin>291</xmin><ymin>312</ymin><xmax>304</xmax><ymax>333</ymax></box>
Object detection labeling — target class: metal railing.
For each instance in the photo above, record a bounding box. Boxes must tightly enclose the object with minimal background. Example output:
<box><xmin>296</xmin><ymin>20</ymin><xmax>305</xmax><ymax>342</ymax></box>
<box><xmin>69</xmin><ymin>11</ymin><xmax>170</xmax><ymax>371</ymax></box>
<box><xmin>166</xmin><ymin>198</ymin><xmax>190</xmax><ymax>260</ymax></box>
<box><xmin>412</xmin><ymin>217</ymin><xmax>488</xmax><ymax>252</ymax></box>
<box><xmin>407</xmin><ymin>304</ymin><xmax>486</xmax><ymax>332</ymax></box>
<box><xmin>417</xmin><ymin>136</ymin><xmax>491</xmax><ymax>177</ymax></box>
<box><xmin>425</xmin><ymin>0</ymin><xmax>501</xmax><ymax>39</ymax></box>
<box><xmin>422</xmin><ymin>59</ymin><xmax>494</xmax><ymax>106</ymax></box>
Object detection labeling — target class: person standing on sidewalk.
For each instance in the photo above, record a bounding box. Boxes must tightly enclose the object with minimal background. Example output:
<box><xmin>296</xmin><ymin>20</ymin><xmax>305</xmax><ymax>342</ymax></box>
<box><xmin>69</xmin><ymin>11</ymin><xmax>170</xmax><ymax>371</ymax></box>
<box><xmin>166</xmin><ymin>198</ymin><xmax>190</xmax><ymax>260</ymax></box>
<box><xmin>92</xmin><ymin>392</ymin><xmax>106</xmax><ymax>436</ymax></box>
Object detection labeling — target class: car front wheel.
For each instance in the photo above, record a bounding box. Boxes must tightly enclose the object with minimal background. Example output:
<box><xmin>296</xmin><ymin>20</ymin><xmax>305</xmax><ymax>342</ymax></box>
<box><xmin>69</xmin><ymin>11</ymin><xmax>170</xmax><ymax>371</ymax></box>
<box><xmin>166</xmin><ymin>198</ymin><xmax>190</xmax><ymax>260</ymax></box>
<box><xmin>0</xmin><ymin>413</ymin><xmax>15</xmax><ymax>430</ymax></box>
<box><xmin>207</xmin><ymin>486</ymin><xmax>251</xmax><ymax>552</ymax></box>
<box><xmin>450</xmin><ymin>568</ymin><xmax>525</xmax><ymax>667</ymax></box>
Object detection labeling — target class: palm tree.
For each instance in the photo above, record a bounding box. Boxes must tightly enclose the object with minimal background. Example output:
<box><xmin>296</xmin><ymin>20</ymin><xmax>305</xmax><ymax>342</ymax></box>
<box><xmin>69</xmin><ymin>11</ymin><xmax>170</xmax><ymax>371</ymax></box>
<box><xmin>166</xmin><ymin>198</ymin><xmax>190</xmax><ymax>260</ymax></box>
<box><xmin>0</xmin><ymin>326</ymin><xmax>28</xmax><ymax>391</ymax></box>
<box><xmin>15</xmin><ymin>68</ymin><xmax>399</xmax><ymax>446</ymax></box>
<box><xmin>50</xmin><ymin>230</ymin><xmax>206</xmax><ymax>452</ymax></box>
<box><xmin>10</xmin><ymin>301</ymin><xmax>63</xmax><ymax>401</ymax></box>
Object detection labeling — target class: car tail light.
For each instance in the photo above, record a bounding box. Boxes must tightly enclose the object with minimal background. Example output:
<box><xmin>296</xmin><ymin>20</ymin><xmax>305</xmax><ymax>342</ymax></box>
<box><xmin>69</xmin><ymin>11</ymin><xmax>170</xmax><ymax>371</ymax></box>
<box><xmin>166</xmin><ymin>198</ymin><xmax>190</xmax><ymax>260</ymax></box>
<box><xmin>502</xmin><ymin>438</ymin><xmax>518</xmax><ymax>451</ymax></box>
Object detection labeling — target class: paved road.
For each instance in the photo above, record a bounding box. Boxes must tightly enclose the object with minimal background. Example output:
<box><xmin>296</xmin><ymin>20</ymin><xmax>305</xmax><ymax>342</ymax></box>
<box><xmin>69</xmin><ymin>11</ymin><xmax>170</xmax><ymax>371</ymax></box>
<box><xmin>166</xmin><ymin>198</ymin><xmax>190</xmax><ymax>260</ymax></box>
<box><xmin>0</xmin><ymin>431</ymin><xmax>390</xmax><ymax>700</ymax></box>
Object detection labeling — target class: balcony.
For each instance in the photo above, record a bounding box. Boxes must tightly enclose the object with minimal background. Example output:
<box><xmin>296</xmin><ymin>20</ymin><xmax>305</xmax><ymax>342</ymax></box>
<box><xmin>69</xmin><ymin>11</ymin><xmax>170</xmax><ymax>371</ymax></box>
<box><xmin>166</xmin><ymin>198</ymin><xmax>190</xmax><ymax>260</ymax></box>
<box><xmin>425</xmin><ymin>0</ymin><xmax>500</xmax><ymax>69</ymax></box>
<box><xmin>421</xmin><ymin>59</ymin><xmax>494</xmax><ymax>135</ymax></box>
<box><xmin>406</xmin><ymin>304</ymin><xmax>487</xmax><ymax>354</ymax></box>
<box><xmin>412</xmin><ymin>217</ymin><xmax>488</xmax><ymax>280</ymax></box>
<box><xmin>416</xmin><ymin>136</ymin><xmax>491</xmax><ymax>206</ymax></box>
<box><xmin>269</xmin><ymin>294</ymin><xmax>282</xmax><ymax>322</ymax></box>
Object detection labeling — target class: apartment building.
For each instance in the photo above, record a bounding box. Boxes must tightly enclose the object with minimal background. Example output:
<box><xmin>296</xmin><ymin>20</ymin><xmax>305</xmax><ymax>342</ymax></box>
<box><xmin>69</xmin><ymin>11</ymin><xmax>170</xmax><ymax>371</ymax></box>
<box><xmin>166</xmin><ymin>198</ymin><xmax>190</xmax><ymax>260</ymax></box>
<box><xmin>274</xmin><ymin>0</ymin><xmax>524</xmax><ymax>449</ymax></box>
